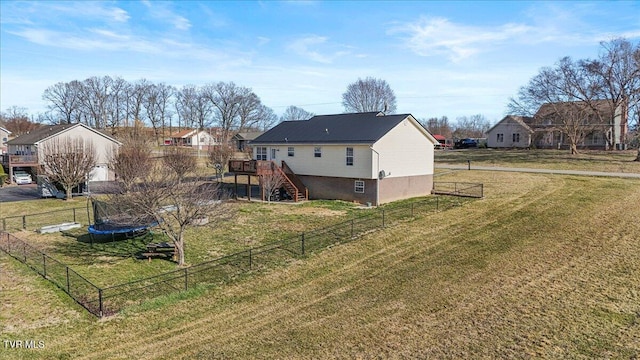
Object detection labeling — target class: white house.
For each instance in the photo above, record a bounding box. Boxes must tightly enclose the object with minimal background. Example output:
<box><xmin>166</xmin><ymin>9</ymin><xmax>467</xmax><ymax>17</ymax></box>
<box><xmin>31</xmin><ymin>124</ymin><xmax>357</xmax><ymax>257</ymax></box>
<box><xmin>0</xmin><ymin>127</ymin><xmax>11</xmax><ymax>154</ymax></box>
<box><xmin>249</xmin><ymin>112</ymin><xmax>438</xmax><ymax>205</ymax></box>
<box><xmin>4</xmin><ymin>123</ymin><xmax>121</xmax><ymax>183</ymax></box>
<box><xmin>168</xmin><ymin>129</ymin><xmax>219</xmax><ymax>150</ymax></box>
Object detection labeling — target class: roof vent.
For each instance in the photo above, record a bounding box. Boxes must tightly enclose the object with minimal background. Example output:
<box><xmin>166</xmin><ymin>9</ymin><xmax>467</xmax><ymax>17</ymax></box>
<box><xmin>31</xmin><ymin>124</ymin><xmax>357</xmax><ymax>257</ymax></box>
<box><xmin>325</xmin><ymin>128</ymin><xmax>329</xmax><ymax>134</ymax></box>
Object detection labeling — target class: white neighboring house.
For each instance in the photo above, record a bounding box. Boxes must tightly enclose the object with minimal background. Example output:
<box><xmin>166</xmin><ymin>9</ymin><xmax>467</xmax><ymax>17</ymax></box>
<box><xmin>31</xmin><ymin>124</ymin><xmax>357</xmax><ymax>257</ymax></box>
<box><xmin>249</xmin><ymin>112</ymin><xmax>438</xmax><ymax>206</ymax></box>
<box><xmin>4</xmin><ymin>123</ymin><xmax>121</xmax><ymax>184</ymax></box>
<box><xmin>0</xmin><ymin>126</ymin><xmax>11</xmax><ymax>154</ymax></box>
<box><xmin>168</xmin><ymin>129</ymin><xmax>219</xmax><ymax>150</ymax></box>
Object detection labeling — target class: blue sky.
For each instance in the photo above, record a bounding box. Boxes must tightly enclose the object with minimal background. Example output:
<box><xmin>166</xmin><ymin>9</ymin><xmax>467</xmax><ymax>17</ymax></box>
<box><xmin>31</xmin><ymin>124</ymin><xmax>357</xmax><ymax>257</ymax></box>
<box><xmin>1</xmin><ymin>0</ymin><xmax>639</xmax><ymax>124</ymax></box>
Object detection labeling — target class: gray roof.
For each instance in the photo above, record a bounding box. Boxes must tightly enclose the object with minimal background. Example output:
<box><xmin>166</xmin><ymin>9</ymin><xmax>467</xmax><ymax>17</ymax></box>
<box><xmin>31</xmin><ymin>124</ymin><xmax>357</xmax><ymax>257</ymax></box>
<box><xmin>252</xmin><ymin>112</ymin><xmax>417</xmax><ymax>144</ymax></box>
<box><xmin>6</xmin><ymin>123</ymin><xmax>120</xmax><ymax>145</ymax></box>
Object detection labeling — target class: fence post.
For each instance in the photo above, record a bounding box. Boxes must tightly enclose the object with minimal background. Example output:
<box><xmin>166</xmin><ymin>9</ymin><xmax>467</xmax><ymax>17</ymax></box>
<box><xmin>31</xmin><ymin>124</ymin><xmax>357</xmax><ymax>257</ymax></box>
<box><xmin>301</xmin><ymin>232</ymin><xmax>305</xmax><ymax>255</ymax></box>
<box><xmin>98</xmin><ymin>288</ymin><xmax>103</xmax><ymax>317</ymax></box>
<box><xmin>184</xmin><ymin>268</ymin><xmax>188</xmax><ymax>291</ymax></box>
<box><xmin>382</xmin><ymin>210</ymin><xmax>385</xmax><ymax>228</ymax></box>
<box><xmin>411</xmin><ymin>202</ymin><xmax>414</xmax><ymax>217</ymax></box>
<box><xmin>248</xmin><ymin>249</ymin><xmax>252</xmax><ymax>270</ymax></box>
<box><xmin>43</xmin><ymin>254</ymin><xmax>47</xmax><ymax>278</ymax></box>
<box><xmin>436</xmin><ymin>197</ymin><xmax>439</xmax><ymax>211</ymax></box>
<box><xmin>73</xmin><ymin>208</ymin><xmax>77</xmax><ymax>223</ymax></box>
<box><xmin>351</xmin><ymin>218</ymin><xmax>354</xmax><ymax>238</ymax></box>
<box><xmin>2</xmin><ymin>218</ymin><xmax>5</xmax><ymax>231</ymax></box>
<box><xmin>22</xmin><ymin>215</ymin><xmax>26</xmax><ymax>230</ymax></box>
<box><xmin>23</xmin><ymin>244</ymin><xmax>27</xmax><ymax>263</ymax></box>
<box><xmin>481</xmin><ymin>184</ymin><xmax>484</xmax><ymax>198</ymax></box>
<box><xmin>66</xmin><ymin>267</ymin><xmax>70</xmax><ymax>293</ymax></box>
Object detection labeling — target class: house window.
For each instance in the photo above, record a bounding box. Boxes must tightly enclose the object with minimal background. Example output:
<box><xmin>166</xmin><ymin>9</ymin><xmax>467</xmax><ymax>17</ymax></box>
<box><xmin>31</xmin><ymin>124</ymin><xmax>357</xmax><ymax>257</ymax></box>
<box><xmin>354</xmin><ymin>180</ymin><xmax>365</xmax><ymax>193</ymax></box>
<box><xmin>314</xmin><ymin>147</ymin><xmax>322</xmax><ymax>158</ymax></box>
<box><xmin>256</xmin><ymin>147</ymin><xmax>267</xmax><ymax>161</ymax></box>
<box><xmin>346</xmin><ymin>147</ymin><xmax>354</xmax><ymax>166</ymax></box>
<box><xmin>271</xmin><ymin>148</ymin><xmax>277</xmax><ymax>160</ymax></box>
<box><xmin>512</xmin><ymin>133</ymin><xmax>520</xmax><ymax>142</ymax></box>
<box><xmin>288</xmin><ymin>147</ymin><xmax>294</xmax><ymax>157</ymax></box>
<box><xmin>497</xmin><ymin>133</ymin><xmax>504</xmax><ymax>143</ymax></box>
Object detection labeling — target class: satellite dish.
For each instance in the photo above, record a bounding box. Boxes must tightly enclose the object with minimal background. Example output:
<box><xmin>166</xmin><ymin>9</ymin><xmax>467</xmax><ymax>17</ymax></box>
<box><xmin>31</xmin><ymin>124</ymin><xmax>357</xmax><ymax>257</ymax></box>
<box><xmin>378</xmin><ymin>170</ymin><xmax>386</xmax><ymax>180</ymax></box>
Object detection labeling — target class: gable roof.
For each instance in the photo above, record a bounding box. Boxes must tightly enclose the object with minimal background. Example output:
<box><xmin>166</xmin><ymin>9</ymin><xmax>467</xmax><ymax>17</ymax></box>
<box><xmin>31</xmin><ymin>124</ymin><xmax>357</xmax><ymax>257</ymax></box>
<box><xmin>171</xmin><ymin>129</ymin><xmax>197</xmax><ymax>138</ymax></box>
<box><xmin>234</xmin><ymin>131</ymin><xmax>264</xmax><ymax>141</ymax></box>
<box><xmin>6</xmin><ymin>123</ymin><xmax>120</xmax><ymax>146</ymax></box>
<box><xmin>0</xmin><ymin>127</ymin><xmax>11</xmax><ymax>135</ymax></box>
<box><xmin>486</xmin><ymin>115</ymin><xmax>534</xmax><ymax>134</ymax></box>
<box><xmin>534</xmin><ymin>100</ymin><xmax>617</xmax><ymax>119</ymax></box>
<box><xmin>252</xmin><ymin>112</ymin><xmax>434</xmax><ymax>145</ymax></box>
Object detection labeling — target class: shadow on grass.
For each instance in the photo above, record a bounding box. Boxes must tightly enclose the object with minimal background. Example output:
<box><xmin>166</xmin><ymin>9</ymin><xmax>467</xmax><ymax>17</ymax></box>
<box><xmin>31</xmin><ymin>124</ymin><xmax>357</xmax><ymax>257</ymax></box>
<box><xmin>53</xmin><ymin>229</ymin><xmax>170</xmax><ymax>266</ymax></box>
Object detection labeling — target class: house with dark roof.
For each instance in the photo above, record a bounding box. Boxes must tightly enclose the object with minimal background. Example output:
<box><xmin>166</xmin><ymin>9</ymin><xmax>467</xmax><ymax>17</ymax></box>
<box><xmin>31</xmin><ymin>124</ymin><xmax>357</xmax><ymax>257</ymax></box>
<box><xmin>240</xmin><ymin>111</ymin><xmax>438</xmax><ymax>206</ymax></box>
<box><xmin>3</xmin><ymin>123</ymin><xmax>121</xmax><ymax>184</ymax></box>
<box><xmin>486</xmin><ymin>115</ymin><xmax>534</xmax><ymax>148</ymax></box>
<box><xmin>232</xmin><ymin>131</ymin><xmax>263</xmax><ymax>151</ymax></box>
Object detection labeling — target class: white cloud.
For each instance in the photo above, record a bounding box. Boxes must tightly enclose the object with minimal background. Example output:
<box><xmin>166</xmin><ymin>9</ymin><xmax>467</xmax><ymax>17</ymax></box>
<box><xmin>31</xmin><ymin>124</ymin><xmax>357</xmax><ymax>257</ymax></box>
<box><xmin>142</xmin><ymin>1</ymin><xmax>191</xmax><ymax>30</ymax></box>
<box><xmin>286</xmin><ymin>35</ymin><xmax>351</xmax><ymax>64</ymax></box>
<box><xmin>389</xmin><ymin>17</ymin><xmax>533</xmax><ymax>62</ymax></box>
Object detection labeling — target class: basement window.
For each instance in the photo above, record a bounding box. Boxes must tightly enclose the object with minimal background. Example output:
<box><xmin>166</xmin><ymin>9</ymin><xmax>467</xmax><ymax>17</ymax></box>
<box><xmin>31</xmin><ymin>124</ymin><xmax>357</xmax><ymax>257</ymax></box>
<box><xmin>354</xmin><ymin>180</ymin><xmax>365</xmax><ymax>193</ymax></box>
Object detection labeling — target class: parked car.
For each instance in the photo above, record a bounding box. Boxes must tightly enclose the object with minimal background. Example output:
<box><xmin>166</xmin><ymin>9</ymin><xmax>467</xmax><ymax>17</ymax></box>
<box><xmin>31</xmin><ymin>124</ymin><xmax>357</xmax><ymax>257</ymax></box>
<box><xmin>13</xmin><ymin>170</ymin><xmax>33</xmax><ymax>185</ymax></box>
<box><xmin>455</xmin><ymin>138</ymin><xmax>478</xmax><ymax>149</ymax></box>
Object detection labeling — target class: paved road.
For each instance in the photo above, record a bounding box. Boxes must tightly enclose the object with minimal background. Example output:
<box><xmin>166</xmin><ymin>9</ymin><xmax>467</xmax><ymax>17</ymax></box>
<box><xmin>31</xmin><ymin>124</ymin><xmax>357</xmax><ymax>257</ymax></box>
<box><xmin>435</xmin><ymin>164</ymin><xmax>640</xmax><ymax>178</ymax></box>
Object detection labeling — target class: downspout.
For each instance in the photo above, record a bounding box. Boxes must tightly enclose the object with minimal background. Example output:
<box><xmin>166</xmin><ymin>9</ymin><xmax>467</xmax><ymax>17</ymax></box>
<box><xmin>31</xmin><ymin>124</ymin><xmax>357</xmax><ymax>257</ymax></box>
<box><xmin>370</xmin><ymin>146</ymin><xmax>380</xmax><ymax>206</ymax></box>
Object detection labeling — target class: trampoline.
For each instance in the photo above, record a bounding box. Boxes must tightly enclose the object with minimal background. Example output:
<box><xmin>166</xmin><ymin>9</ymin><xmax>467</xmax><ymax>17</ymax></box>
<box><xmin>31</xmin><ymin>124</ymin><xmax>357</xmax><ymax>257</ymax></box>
<box><xmin>87</xmin><ymin>198</ymin><xmax>158</xmax><ymax>240</ymax></box>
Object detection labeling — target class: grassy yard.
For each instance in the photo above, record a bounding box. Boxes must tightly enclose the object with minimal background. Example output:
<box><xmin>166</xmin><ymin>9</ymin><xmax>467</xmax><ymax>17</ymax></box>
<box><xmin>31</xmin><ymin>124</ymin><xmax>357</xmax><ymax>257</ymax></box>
<box><xmin>2</xmin><ymin>166</ymin><xmax>639</xmax><ymax>358</ymax></box>
<box><xmin>436</xmin><ymin>148</ymin><xmax>640</xmax><ymax>173</ymax></box>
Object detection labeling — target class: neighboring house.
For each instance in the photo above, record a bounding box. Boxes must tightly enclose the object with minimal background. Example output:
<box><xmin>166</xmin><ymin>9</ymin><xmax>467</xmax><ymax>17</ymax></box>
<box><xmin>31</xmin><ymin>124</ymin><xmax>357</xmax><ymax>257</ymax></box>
<box><xmin>233</xmin><ymin>131</ymin><xmax>263</xmax><ymax>151</ymax></box>
<box><xmin>488</xmin><ymin>100</ymin><xmax>628</xmax><ymax>150</ymax></box>
<box><xmin>245</xmin><ymin>112</ymin><xmax>438</xmax><ymax>206</ymax></box>
<box><xmin>167</xmin><ymin>129</ymin><xmax>220</xmax><ymax>150</ymax></box>
<box><xmin>3</xmin><ymin>123</ymin><xmax>121</xmax><ymax>184</ymax></box>
<box><xmin>486</xmin><ymin>115</ymin><xmax>534</xmax><ymax>148</ymax></box>
<box><xmin>0</xmin><ymin>127</ymin><xmax>11</xmax><ymax>154</ymax></box>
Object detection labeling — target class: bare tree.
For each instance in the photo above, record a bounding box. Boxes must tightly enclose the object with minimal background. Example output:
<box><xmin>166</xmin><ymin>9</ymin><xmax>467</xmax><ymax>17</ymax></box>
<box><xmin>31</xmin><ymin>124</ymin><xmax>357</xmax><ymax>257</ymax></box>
<box><xmin>422</xmin><ymin>116</ymin><xmax>452</xmax><ymax>138</ymax></box>
<box><xmin>342</xmin><ymin>77</ymin><xmax>397</xmax><ymax>114</ymax></box>
<box><xmin>175</xmin><ymin>85</ymin><xmax>201</xmax><ymax>130</ymax></box>
<box><xmin>41</xmin><ymin>138</ymin><xmax>97</xmax><ymax>200</ymax></box>
<box><xmin>109</xmin><ymin>137</ymin><xmax>153</xmax><ymax>192</ymax></box>
<box><xmin>584</xmin><ymin>38</ymin><xmax>640</xmax><ymax>156</ymax></box>
<box><xmin>42</xmin><ymin>81</ymin><xmax>82</xmax><ymax>124</ymax></box>
<box><xmin>162</xmin><ymin>146</ymin><xmax>196</xmax><ymax>183</ymax></box>
<box><xmin>509</xmin><ymin>57</ymin><xmax>605</xmax><ymax>154</ymax></box>
<box><xmin>204</xmin><ymin>82</ymin><xmax>243</xmax><ymax>142</ymax></box>
<box><xmin>208</xmin><ymin>144</ymin><xmax>235</xmax><ymax>174</ymax></box>
<box><xmin>0</xmin><ymin>107</ymin><xmax>40</xmax><ymax>135</ymax></box>
<box><xmin>78</xmin><ymin>76</ymin><xmax>113</xmax><ymax>129</ymax></box>
<box><xmin>453</xmin><ymin>114</ymin><xmax>491</xmax><ymax>139</ymax></box>
<box><xmin>280</xmin><ymin>106</ymin><xmax>314</xmax><ymax>121</ymax></box>
<box><xmin>144</xmin><ymin>83</ymin><xmax>174</xmax><ymax>145</ymax></box>
<box><xmin>260</xmin><ymin>168</ymin><xmax>286</xmax><ymax>203</ymax></box>
<box><xmin>112</xmin><ymin>165</ymin><xmax>233</xmax><ymax>266</ymax></box>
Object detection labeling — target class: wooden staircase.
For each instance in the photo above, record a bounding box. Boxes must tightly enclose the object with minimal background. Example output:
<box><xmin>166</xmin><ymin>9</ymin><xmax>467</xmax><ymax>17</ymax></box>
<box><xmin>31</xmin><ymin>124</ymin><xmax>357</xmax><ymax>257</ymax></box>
<box><xmin>229</xmin><ymin>160</ymin><xmax>308</xmax><ymax>202</ymax></box>
<box><xmin>273</xmin><ymin>164</ymin><xmax>307</xmax><ymax>202</ymax></box>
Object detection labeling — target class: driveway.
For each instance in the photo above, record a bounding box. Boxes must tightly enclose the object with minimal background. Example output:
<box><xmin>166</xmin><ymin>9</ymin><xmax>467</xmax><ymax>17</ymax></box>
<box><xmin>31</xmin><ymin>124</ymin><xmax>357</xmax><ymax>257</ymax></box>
<box><xmin>0</xmin><ymin>183</ymin><xmax>40</xmax><ymax>202</ymax></box>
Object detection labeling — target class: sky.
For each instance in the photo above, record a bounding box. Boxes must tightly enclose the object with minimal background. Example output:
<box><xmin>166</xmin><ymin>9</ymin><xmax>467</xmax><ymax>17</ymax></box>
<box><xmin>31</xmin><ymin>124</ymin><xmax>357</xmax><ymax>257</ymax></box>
<box><xmin>1</xmin><ymin>0</ymin><xmax>639</xmax><ymax>125</ymax></box>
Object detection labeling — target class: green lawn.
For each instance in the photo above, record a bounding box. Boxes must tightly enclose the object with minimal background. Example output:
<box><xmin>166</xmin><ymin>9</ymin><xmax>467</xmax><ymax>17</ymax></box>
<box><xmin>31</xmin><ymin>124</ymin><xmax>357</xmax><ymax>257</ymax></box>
<box><xmin>2</xmin><ymin>167</ymin><xmax>639</xmax><ymax>358</ymax></box>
